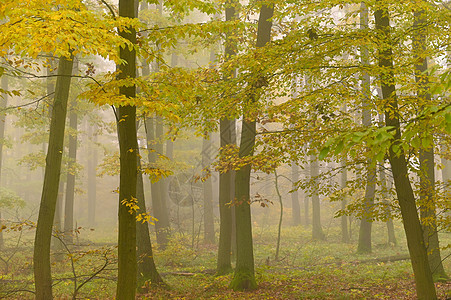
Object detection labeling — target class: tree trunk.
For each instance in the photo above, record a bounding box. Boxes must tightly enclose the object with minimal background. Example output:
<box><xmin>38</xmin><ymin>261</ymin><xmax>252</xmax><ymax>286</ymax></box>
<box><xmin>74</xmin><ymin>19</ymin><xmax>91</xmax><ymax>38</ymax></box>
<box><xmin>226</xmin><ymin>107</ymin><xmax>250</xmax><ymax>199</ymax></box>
<box><xmin>340</xmin><ymin>160</ymin><xmax>350</xmax><ymax>243</ymax></box>
<box><xmin>379</xmin><ymin>161</ymin><xmax>397</xmax><ymax>245</ymax></box>
<box><xmin>87</xmin><ymin>125</ymin><xmax>97</xmax><ymax>227</ymax></box>
<box><xmin>413</xmin><ymin>8</ymin><xmax>447</xmax><ymax>281</ymax></box>
<box><xmin>374</xmin><ymin>3</ymin><xmax>437</xmax><ymax>298</ymax></box>
<box><xmin>357</xmin><ymin>2</ymin><xmax>375</xmax><ymax>254</ymax></box>
<box><xmin>274</xmin><ymin>169</ymin><xmax>283</xmax><ymax>261</ymax></box>
<box><xmin>33</xmin><ymin>55</ymin><xmax>74</xmax><ymax>300</ymax></box>
<box><xmin>217</xmin><ymin>120</ymin><xmax>234</xmax><ymax>275</ymax></box>
<box><xmin>0</xmin><ymin>73</ymin><xmax>7</xmax><ymax>249</ymax></box>
<box><xmin>217</xmin><ymin>0</ymin><xmax>238</xmax><ymax>275</ymax></box>
<box><xmin>115</xmin><ymin>0</ymin><xmax>138</xmax><ymax>298</ymax></box>
<box><xmin>230</xmin><ymin>4</ymin><xmax>274</xmax><ymax>291</ymax></box>
<box><xmin>202</xmin><ymin>134</ymin><xmax>215</xmax><ymax>244</ymax></box>
<box><xmin>64</xmin><ymin>98</ymin><xmax>78</xmax><ymax>245</ymax></box>
<box><xmin>52</xmin><ymin>180</ymin><xmax>65</xmax><ymax>256</ymax></box>
<box><xmin>310</xmin><ymin>154</ymin><xmax>325</xmax><ymax>240</ymax></box>
<box><xmin>291</xmin><ymin>163</ymin><xmax>301</xmax><ymax>226</ymax></box>
<box><xmin>141</xmin><ymin>0</ymin><xmax>171</xmax><ymax>247</ymax></box>
<box><xmin>144</xmin><ymin>117</ymin><xmax>170</xmax><ymax>249</ymax></box>
<box><xmin>136</xmin><ymin>148</ymin><xmax>164</xmax><ymax>289</ymax></box>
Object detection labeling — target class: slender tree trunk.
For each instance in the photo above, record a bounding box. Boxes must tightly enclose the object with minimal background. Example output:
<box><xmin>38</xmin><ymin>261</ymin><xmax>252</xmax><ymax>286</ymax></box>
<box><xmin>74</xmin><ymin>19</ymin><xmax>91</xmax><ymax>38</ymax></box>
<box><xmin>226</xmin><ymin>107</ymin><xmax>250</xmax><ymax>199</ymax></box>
<box><xmin>274</xmin><ymin>170</ymin><xmax>283</xmax><ymax>261</ymax></box>
<box><xmin>340</xmin><ymin>160</ymin><xmax>350</xmax><ymax>243</ymax></box>
<box><xmin>140</xmin><ymin>1</ymin><xmax>168</xmax><ymax>249</ymax></box>
<box><xmin>202</xmin><ymin>134</ymin><xmax>215</xmax><ymax>243</ymax></box>
<box><xmin>115</xmin><ymin>0</ymin><xmax>138</xmax><ymax>298</ymax></box>
<box><xmin>0</xmin><ymin>74</ymin><xmax>7</xmax><ymax>249</ymax></box>
<box><xmin>141</xmin><ymin>0</ymin><xmax>171</xmax><ymax>247</ymax></box>
<box><xmin>136</xmin><ymin>148</ymin><xmax>164</xmax><ymax>289</ymax></box>
<box><xmin>217</xmin><ymin>0</ymin><xmax>238</xmax><ymax>275</ymax></box>
<box><xmin>87</xmin><ymin>125</ymin><xmax>97</xmax><ymax>227</ymax></box>
<box><xmin>230</xmin><ymin>123</ymin><xmax>237</xmax><ymax>259</ymax></box>
<box><xmin>374</xmin><ymin>3</ymin><xmax>437</xmax><ymax>298</ymax></box>
<box><xmin>34</xmin><ymin>55</ymin><xmax>74</xmax><ymax>300</ymax></box>
<box><xmin>357</xmin><ymin>2</ymin><xmax>375</xmax><ymax>254</ymax></box>
<box><xmin>291</xmin><ymin>163</ymin><xmax>301</xmax><ymax>226</ymax></box>
<box><xmin>144</xmin><ymin>117</ymin><xmax>169</xmax><ymax>249</ymax></box>
<box><xmin>52</xmin><ymin>180</ymin><xmax>65</xmax><ymax>256</ymax></box>
<box><xmin>156</xmin><ymin>117</ymin><xmax>171</xmax><ymax>237</ymax></box>
<box><xmin>310</xmin><ymin>154</ymin><xmax>325</xmax><ymax>240</ymax></box>
<box><xmin>413</xmin><ymin>8</ymin><xmax>447</xmax><ymax>281</ymax></box>
<box><xmin>304</xmin><ymin>187</ymin><xmax>310</xmax><ymax>226</ymax></box>
<box><xmin>379</xmin><ymin>160</ymin><xmax>397</xmax><ymax>245</ymax></box>
<box><xmin>230</xmin><ymin>4</ymin><xmax>274</xmax><ymax>291</ymax></box>
<box><xmin>217</xmin><ymin>120</ymin><xmax>234</xmax><ymax>275</ymax></box>
<box><xmin>64</xmin><ymin>98</ymin><xmax>78</xmax><ymax>245</ymax></box>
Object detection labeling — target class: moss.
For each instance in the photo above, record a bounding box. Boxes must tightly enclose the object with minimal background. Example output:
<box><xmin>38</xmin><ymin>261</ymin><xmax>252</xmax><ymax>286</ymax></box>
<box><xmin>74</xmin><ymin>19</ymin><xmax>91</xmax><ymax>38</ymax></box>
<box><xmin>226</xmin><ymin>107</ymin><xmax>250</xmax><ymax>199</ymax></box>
<box><xmin>229</xmin><ymin>270</ymin><xmax>257</xmax><ymax>291</ymax></box>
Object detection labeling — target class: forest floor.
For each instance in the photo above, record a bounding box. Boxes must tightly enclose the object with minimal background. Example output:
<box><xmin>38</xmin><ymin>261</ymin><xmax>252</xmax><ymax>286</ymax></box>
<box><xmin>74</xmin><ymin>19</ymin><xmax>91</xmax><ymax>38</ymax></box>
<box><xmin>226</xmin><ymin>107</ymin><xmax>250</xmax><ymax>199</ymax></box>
<box><xmin>0</xmin><ymin>222</ymin><xmax>450</xmax><ymax>299</ymax></box>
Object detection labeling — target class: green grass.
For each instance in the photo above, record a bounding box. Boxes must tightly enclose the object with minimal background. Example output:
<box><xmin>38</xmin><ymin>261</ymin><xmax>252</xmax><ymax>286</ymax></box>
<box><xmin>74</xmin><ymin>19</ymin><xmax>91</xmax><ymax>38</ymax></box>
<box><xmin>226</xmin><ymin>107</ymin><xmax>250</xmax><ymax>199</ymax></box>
<box><xmin>0</xmin><ymin>220</ymin><xmax>450</xmax><ymax>299</ymax></box>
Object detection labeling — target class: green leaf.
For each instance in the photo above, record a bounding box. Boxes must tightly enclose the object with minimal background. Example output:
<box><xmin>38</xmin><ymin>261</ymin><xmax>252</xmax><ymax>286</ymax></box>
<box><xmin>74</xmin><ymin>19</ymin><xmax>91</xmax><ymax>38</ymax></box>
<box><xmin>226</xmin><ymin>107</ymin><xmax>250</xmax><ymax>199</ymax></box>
<box><xmin>392</xmin><ymin>144</ymin><xmax>400</xmax><ymax>156</ymax></box>
<box><xmin>334</xmin><ymin>140</ymin><xmax>344</xmax><ymax>155</ymax></box>
<box><xmin>445</xmin><ymin>113</ymin><xmax>451</xmax><ymax>124</ymax></box>
<box><xmin>411</xmin><ymin>136</ymin><xmax>420</xmax><ymax>149</ymax></box>
<box><xmin>319</xmin><ymin>147</ymin><xmax>330</xmax><ymax>160</ymax></box>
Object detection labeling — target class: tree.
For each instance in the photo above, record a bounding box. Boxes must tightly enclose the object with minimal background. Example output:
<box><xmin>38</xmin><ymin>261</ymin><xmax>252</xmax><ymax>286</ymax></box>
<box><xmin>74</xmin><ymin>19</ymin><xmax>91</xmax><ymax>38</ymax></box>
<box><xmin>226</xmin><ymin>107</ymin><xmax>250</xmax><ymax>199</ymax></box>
<box><xmin>374</xmin><ymin>1</ymin><xmax>437</xmax><ymax>297</ymax></box>
<box><xmin>413</xmin><ymin>6</ymin><xmax>448</xmax><ymax>281</ymax></box>
<box><xmin>202</xmin><ymin>133</ymin><xmax>215</xmax><ymax>243</ymax></box>
<box><xmin>136</xmin><ymin>147</ymin><xmax>165</xmax><ymax>290</ymax></box>
<box><xmin>64</xmin><ymin>60</ymin><xmax>79</xmax><ymax>245</ymax></box>
<box><xmin>357</xmin><ymin>2</ymin><xmax>375</xmax><ymax>254</ymax></box>
<box><xmin>230</xmin><ymin>3</ymin><xmax>274</xmax><ymax>291</ymax></box>
<box><xmin>0</xmin><ymin>73</ymin><xmax>8</xmax><ymax>249</ymax></box>
<box><xmin>34</xmin><ymin>55</ymin><xmax>74</xmax><ymax>300</ymax></box>
<box><xmin>144</xmin><ymin>117</ymin><xmax>170</xmax><ymax>249</ymax></box>
<box><xmin>274</xmin><ymin>169</ymin><xmax>283</xmax><ymax>260</ymax></box>
<box><xmin>216</xmin><ymin>0</ymin><xmax>237</xmax><ymax>276</ymax></box>
<box><xmin>310</xmin><ymin>154</ymin><xmax>325</xmax><ymax>240</ymax></box>
<box><xmin>139</xmin><ymin>0</ymin><xmax>170</xmax><ymax>250</ymax></box>
<box><xmin>290</xmin><ymin>162</ymin><xmax>301</xmax><ymax>226</ymax></box>
<box><xmin>379</xmin><ymin>159</ymin><xmax>397</xmax><ymax>245</ymax></box>
<box><xmin>87</xmin><ymin>124</ymin><xmax>97</xmax><ymax>227</ymax></box>
<box><xmin>340</xmin><ymin>159</ymin><xmax>350</xmax><ymax>243</ymax></box>
<box><xmin>115</xmin><ymin>0</ymin><xmax>138</xmax><ymax>297</ymax></box>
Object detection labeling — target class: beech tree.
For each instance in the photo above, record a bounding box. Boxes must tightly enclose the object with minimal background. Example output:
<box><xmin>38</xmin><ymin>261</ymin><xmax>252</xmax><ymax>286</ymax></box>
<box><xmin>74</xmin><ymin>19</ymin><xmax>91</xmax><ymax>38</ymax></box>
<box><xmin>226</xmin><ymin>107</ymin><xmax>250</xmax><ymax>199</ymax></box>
<box><xmin>0</xmin><ymin>73</ymin><xmax>8</xmax><ymax>250</ymax></box>
<box><xmin>115</xmin><ymin>0</ymin><xmax>138</xmax><ymax>297</ymax></box>
<box><xmin>373</xmin><ymin>1</ymin><xmax>436</xmax><ymax>297</ymax></box>
<box><xmin>230</xmin><ymin>3</ymin><xmax>274</xmax><ymax>291</ymax></box>
<box><xmin>413</xmin><ymin>6</ymin><xmax>448</xmax><ymax>281</ymax></box>
<box><xmin>33</xmin><ymin>55</ymin><xmax>74</xmax><ymax>299</ymax></box>
<box><xmin>216</xmin><ymin>0</ymin><xmax>237</xmax><ymax>276</ymax></box>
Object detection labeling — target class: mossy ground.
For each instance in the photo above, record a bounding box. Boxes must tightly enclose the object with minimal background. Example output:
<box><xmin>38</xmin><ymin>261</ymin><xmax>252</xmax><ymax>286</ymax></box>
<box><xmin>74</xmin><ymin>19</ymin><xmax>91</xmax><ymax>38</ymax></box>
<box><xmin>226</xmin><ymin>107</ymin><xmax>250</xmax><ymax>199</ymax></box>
<box><xmin>1</xmin><ymin>221</ymin><xmax>449</xmax><ymax>299</ymax></box>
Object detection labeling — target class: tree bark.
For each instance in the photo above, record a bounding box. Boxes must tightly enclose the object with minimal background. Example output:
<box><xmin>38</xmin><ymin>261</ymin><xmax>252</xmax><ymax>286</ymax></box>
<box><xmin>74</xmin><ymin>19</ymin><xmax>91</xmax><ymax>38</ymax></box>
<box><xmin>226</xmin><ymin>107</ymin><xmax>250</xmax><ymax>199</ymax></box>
<box><xmin>357</xmin><ymin>2</ymin><xmax>375</xmax><ymax>254</ymax></box>
<box><xmin>136</xmin><ymin>148</ymin><xmax>165</xmax><ymax>289</ymax></box>
<box><xmin>230</xmin><ymin>4</ymin><xmax>274</xmax><ymax>291</ymax></box>
<box><xmin>115</xmin><ymin>0</ymin><xmax>138</xmax><ymax>298</ymax></box>
<box><xmin>217</xmin><ymin>0</ymin><xmax>238</xmax><ymax>275</ymax></box>
<box><xmin>202</xmin><ymin>134</ymin><xmax>215</xmax><ymax>243</ymax></box>
<box><xmin>379</xmin><ymin>161</ymin><xmax>397</xmax><ymax>245</ymax></box>
<box><xmin>291</xmin><ymin>163</ymin><xmax>301</xmax><ymax>226</ymax></box>
<box><xmin>413</xmin><ymin>8</ymin><xmax>447</xmax><ymax>281</ymax></box>
<box><xmin>144</xmin><ymin>117</ymin><xmax>170</xmax><ymax>249</ymax></box>
<box><xmin>87</xmin><ymin>125</ymin><xmax>97</xmax><ymax>227</ymax></box>
<box><xmin>33</xmin><ymin>55</ymin><xmax>74</xmax><ymax>300</ymax></box>
<box><xmin>310</xmin><ymin>154</ymin><xmax>325</xmax><ymax>240</ymax></box>
<box><xmin>274</xmin><ymin>169</ymin><xmax>283</xmax><ymax>261</ymax></box>
<box><xmin>217</xmin><ymin>120</ymin><xmax>234</xmax><ymax>275</ymax></box>
<box><xmin>374</xmin><ymin>3</ymin><xmax>437</xmax><ymax>298</ymax></box>
<box><xmin>64</xmin><ymin>96</ymin><xmax>78</xmax><ymax>245</ymax></box>
<box><xmin>0</xmin><ymin>73</ymin><xmax>7</xmax><ymax>249</ymax></box>
<box><xmin>340</xmin><ymin>160</ymin><xmax>350</xmax><ymax>243</ymax></box>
